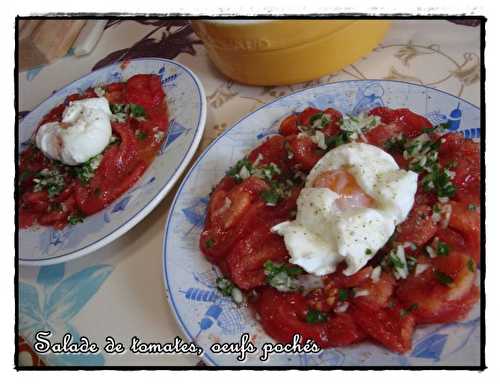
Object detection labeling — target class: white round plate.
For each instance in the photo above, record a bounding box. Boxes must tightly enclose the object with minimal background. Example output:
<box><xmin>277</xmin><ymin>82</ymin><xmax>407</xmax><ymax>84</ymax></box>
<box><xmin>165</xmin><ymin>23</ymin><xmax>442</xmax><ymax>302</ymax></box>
<box><xmin>163</xmin><ymin>80</ymin><xmax>481</xmax><ymax>367</ymax></box>
<box><xmin>19</xmin><ymin>58</ymin><xmax>207</xmax><ymax>266</ymax></box>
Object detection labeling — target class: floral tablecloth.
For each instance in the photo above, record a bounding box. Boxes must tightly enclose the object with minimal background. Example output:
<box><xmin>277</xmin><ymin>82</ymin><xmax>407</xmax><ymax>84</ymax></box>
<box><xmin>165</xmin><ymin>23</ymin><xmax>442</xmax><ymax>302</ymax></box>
<box><xmin>18</xmin><ymin>19</ymin><xmax>481</xmax><ymax>367</ymax></box>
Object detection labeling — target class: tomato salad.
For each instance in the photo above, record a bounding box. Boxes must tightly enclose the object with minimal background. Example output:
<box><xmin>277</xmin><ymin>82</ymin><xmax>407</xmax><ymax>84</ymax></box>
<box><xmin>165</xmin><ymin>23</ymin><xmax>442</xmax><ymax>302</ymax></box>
<box><xmin>19</xmin><ymin>74</ymin><xmax>169</xmax><ymax>229</ymax></box>
<box><xmin>200</xmin><ymin>106</ymin><xmax>480</xmax><ymax>353</ymax></box>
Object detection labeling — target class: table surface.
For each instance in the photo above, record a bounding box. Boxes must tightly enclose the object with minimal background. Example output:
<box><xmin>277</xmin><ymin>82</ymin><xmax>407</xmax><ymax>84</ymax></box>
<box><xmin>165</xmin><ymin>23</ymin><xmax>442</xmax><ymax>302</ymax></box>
<box><xmin>18</xmin><ymin>19</ymin><xmax>481</xmax><ymax>367</ymax></box>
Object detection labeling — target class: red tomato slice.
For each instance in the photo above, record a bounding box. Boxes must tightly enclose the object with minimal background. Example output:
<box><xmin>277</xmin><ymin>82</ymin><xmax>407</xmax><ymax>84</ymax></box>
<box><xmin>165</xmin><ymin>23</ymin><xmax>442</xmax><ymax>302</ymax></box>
<box><xmin>255</xmin><ymin>287</ymin><xmax>365</xmax><ymax>348</ymax></box>
<box><xmin>286</xmin><ymin>135</ymin><xmax>324</xmax><ymax>171</ymax></box>
<box><xmin>448</xmin><ymin>201</ymin><xmax>480</xmax><ymax>263</ymax></box>
<box><xmin>226</xmin><ymin>221</ymin><xmax>289</xmax><ymax>289</ymax></box>
<box><xmin>279</xmin><ymin>114</ymin><xmax>299</xmax><ymax>136</ymax></box>
<box><xmin>351</xmin><ymin>301</ymin><xmax>416</xmax><ymax>353</ymax></box>
<box><xmin>395</xmin><ymin>204</ymin><xmax>438</xmax><ymax>246</ymax></box>
<box><xmin>247</xmin><ymin>135</ymin><xmax>289</xmax><ymax>173</ymax></box>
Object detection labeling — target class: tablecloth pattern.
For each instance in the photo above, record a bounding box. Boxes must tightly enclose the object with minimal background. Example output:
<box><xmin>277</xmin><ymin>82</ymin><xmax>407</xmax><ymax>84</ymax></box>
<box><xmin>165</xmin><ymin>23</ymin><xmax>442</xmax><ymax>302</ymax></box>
<box><xmin>18</xmin><ymin>19</ymin><xmax>481</xmax><ymax>367</ymax></box>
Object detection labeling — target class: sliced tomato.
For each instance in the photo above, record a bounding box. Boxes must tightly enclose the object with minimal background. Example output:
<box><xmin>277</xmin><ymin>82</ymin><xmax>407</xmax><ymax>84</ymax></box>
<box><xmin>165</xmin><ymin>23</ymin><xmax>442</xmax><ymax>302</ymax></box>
<box><xmin>396</xmin><ymin>250</ymin><xmax>478</xmax><ymax>324</ymax></box>
<box><xmin>279</xmin><ymin>114</ymin><xmax>299</xmax><ymax>136</ymax></box>
<box><xmin>369</xmin><ymin>107</ymin><xmax>432</xmax><ymax>138</ymax></box>
<box><xmin>247</xmin><ymin>135</ymin><xmax>289</xmax><ymax>173</ymax></box>
<box><xmin>200</xmin><ymin>176</ymin><xmax>268</xmax><ymax>262</ymax></box>
<box><xmin>448</xmin><ymin>201</ymin><xmax>481</xmax><ymax>263</ymax></box>
<box><xmin>328</xmin><ymin>265</ymin><xmax>373</xmax><ymax>288</ymax></box>
<box><xmin>351</xmin><ymin>301</ymin><xmax>416</xmax><ymax>353</ymax></box>
<box><xmin>395</xmin><ymin>204</ymin><xmax>438</xmax><ymax>246</ymax></box>
<box><xmin>297</xmin><ymin>107</ymin><xmax>322</xmax><ymax>127</ymax></box>
<box><xmin>286</xmin><ymin>135</ymin><xmax>324</xmax><ymax>171</ymax></box>
<box><xmin>364</xmin><ymin>122</ymin><xmax>404</xmax><ymax>147</ymax></box>
<box><xmin>255</xmin><ymin>287</ymin><xmax>365</xmax><ymax>348</ymax></box>
<box><xmin>226</xmin><ymin>220</ymin><xmax>289</xmax><ymax>289</ymax></box>
<box><xmin>352</xmin><ymin>271</ymin><xmax>396</xmax><ymax>310</ymax></box>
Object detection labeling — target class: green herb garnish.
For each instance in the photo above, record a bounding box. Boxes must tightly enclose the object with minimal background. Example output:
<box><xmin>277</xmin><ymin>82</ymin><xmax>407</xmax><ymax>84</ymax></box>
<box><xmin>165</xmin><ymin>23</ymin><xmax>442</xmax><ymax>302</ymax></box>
<box><xmin>110</xmin><ymin>103</ymin><xmax>128</xmax><ymax>114</ymax></box>
<box><xmin>205</xmin><ymin>239</ymin><xmax>215</xmax><ymax>249</ymax></box>
<box><xmin>436</xmin><ymin>241</ymin><xmax>450</xmax><ymax>256</ymax></box>
<box><xmin>216</xmin><ymin>277</ymin><xmax>236</xmax><ymax>297</ymax></box>
<box><xmin>261</xmin><ymin>189</ymin><xmax>280</xmax><ymax>206</ymax></box>
<box><xmin>71</xmin><ymin>155</ymin><xmax>103</xmax><ymax>185</ymax></box>
<box><xmin>421</xmin><ymin>164</ymin><xmax>456</xmax><ymax>198</ymax></box>
<box><xmin>400</xmin><ymin>303</ymin><xmax>419</xmax><ymax>317</ymax></box>
<box><xmin>32</xmin><ymin>168</ymin><xmax>65</xmax><ymax>197</ymax></box>
<box><xmin>68</xmin><ymin>213</ymin><xmax>84</xmax><ymax>225</ymax></box>
<box><xmin>215</xmin><ymin>277</ymin><xmax>243</xmax><ymax>304</ymax></box>
<box><xmin>467</xmin><ymin>258</ymin><xmax>476</xmax><ymax>273</ymax></box>
<box><xmin>129</xmin><ymin>103</ymin><xmax>146</xmax><ymax>119</ymax></box>
<box><xmin>434</xmin><ymin>271</ymin><xmax>454</xmax><ymax>286</ymax></box>
<box><xmin>305</xmin><ymin>309</ymin><xmax>328</xmax><ymax>324</ymax></box>
<box><xmin>468</xmin><ymin>204</ymin><xmax>478</xmax><ymax>211</ymax></box>
<box><xmin>263</xmin><ymin>260</ymin><xmax>303</xmax><ymax>292</ymax></box>
<box><xmin>226</xmin><ymin>158</ymin><xmax>253</xmax><ymax>182</ymax></box>
<box><xmin>326</xmin><ymin>131</ymin><xmax>353</xmax><ymax>149</ymax></box>
<box><xmin>136</xmin><ymin>130</ymin><xmax>147</xmax><ymax>141</ymax></box>
<box><xmin>338</xmin><ymin>288</ymin><xmax>349</xmax><ymax>302</ymax></box>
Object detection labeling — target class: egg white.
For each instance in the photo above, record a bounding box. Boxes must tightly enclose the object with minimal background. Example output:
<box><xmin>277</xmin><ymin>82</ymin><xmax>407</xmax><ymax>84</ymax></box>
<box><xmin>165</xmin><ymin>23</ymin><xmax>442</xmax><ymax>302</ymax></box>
<box><xmin>272</xmin><ymin>142</ymin><xmax>418</xmax><ymax>276</ymax></box>
<box><xmin>36</xmin><ymin>97</ymin><xmax>112</xmax><ymax>166</ymax></box>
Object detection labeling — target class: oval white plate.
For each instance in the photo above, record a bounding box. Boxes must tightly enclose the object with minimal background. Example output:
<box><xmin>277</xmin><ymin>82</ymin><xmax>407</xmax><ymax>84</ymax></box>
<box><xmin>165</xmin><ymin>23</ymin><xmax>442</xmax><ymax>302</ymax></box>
<box><xmin>163</xmin><ymin>80</ymin><xmax>481</xmax><ymax>367</ymax></box>
<box><xmin>19</xmin><ymin>58</ymin><xmax>207</xmax><ymax>266</ymax></box>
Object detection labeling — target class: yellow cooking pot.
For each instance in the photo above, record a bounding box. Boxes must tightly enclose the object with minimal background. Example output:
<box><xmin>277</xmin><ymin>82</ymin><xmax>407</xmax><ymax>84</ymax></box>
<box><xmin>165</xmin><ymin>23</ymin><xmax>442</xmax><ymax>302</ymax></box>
<box><xmin>191</xmin><ymin>20</ymin><xmax>391</xmax><ymax>86</ymax></box>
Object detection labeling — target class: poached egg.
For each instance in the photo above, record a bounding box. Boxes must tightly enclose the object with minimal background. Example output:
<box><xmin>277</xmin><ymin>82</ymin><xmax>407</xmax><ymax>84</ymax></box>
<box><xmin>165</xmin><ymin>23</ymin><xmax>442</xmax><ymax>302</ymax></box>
<box><xmin>272</xmin><ymin>142</ymin><xmax>418</xmax><ymax>276</ymax></box>
<box><xmin>35</xmin><ymin>97</ymin><xmax>112</xmax><ymax>166</ymax></box>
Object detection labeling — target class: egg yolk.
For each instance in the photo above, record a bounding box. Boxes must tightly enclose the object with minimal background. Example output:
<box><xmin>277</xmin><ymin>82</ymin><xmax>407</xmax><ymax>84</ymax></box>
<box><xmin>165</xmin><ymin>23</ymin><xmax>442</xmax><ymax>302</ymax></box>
<box><xmin>312</xmin><ymin>169</ymin><xmax>375</xmax><ymax>210</ymax></box>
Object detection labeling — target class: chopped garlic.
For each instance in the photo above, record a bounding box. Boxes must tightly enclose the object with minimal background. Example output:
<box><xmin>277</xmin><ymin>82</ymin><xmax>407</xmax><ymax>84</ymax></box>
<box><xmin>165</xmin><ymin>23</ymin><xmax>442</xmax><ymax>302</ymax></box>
<box><xmin>371</xmin><ymin>266</ymin><xmax>382</xmax><ymax>282</ymax></box>
<box><xmin>354</xmin><ymin>289</ymin><xmax>370</xmax><ymax>297</ymax></box>
<box><xmin>426</xmin><ymin>246</ymin><xmax>437</xmax><ymax>258</ymax></box>
<box><xmin>415</xmin><ymin>264</ymin><xmax>430</xmax><ymax>276</ymax></box>
<box><xmin>335</xmin><ymin>302</ymin><xmax>350</xmax><ymax>313</ymax></box>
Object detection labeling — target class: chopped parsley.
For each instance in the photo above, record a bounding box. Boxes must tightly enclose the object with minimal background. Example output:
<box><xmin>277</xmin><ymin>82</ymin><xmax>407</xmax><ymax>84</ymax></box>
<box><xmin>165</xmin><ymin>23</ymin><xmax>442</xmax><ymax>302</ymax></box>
<box><xmin>305</xmin><ymin>309</ymin><xmax>328</xmax><ymax>324</ymax></box>
<box><xmin>467</xmin><ymin>258</ymin><xmax>476</xmax><ymax>273</ymax></box>
<box><xmin>421</xmin><ymin>164</ymin><xmax>456</xmax><ymax>198</ymax></box>
<box><xmin>400</xmin><ymin>303</ymin><xmax>419</xmax><ymax>317</ymax></box>
<box><xmin>70</xmin><ymin>154</ymin><xmax>103</xmax><ymax>184</ymax></box>
<box><xmin>339</xmin><ymin>113</ymin><xmax>380</xmax><ymax>140</ymax></box>
<box><xmin>33</xmin><ymin>168</ymin><xmax>65</xmax><ymax>197</ymax></box>
<box><xmin>309</xmin><ymin>112</ymin><xmax>332</xmax><ymax>130</ymax></box>
<box><xmin>226</xmin><ymin>158</ymin><xmax>253</xmax><ymax>182</ymax></box>
<box><xmin>110</xmin><ymin>103</ymin><xmax>147</xmax><ymax>122</ymax></box>
<box><xmin>338</xmin><ymin>288</ymin><xmax>350</xmax><ymax>302</ymax></box>
<box><xmin>436</xmin><ymin>241</ymin><xmax>450</xmax><ymax>256</ymax></box>
<box><xmin>215</xmin><ymin>277</ymin><xmax>243</xmax><ymax>304</ymax></box>
<box><xmin>129</xmin><ymin>103</ymin><xmax>146</xmax><ymax>119</ymax></box>
<box><xmin>326</xmin><ymin>131</ymin><xmax>354</xmax><ymax>149</ymax></box>
<box><xmin>68</xmin><ymin>212</ymin><xmax>84</xmax><ymax>225</ymax></box>
<box><xmin>205</xmin><ymin>238</ymin><xmax>215</xmax><ymax>249</ymax></box>
<box><xmin>263</xmin><ymin>260</ymin><xmax>303</xmax><ymax>292</ymax></box>
<box><xmin>136</xmin><ymin>130</ymin><xmax>147</xmax><ymax>141</ymax></box>
<box><xmin>468</xmin><ymin>204</ymin><xmax>478</xmax><ymax>211</ymax></box>
<box><xmin>110</xmin><ymin>103</ymin><xmax>128</xmax><ymax>114</ymax></box>
<box><xmin>384</xmin><ymin>134</ymin><xmax>407</xmax><ymax>152</ymax></box>
<box><xmin>365</xmin><ymin>248</ymin><xmax>372</xmax><ymax>255</ymax></box>
<box><xmin>19</xmin><ymin>170</ymin><xmax>32</xmax><ymax>183</ymax></box>
<box><xmin>261</xmin><ymin>188</ymin><xmax>281</xmax><ymax>206</ymax></box>
<box><xmin>385</xmin><ymin>245</ymin><xmax>409</xmax><ymax>280</ymax></box>
<box><xmin>434</xmin><ymin>270</ymin><xmax>454</xmax><ymax>286</ymax></box>
<box><xmin>403</xmin><ymin>134</ymin><xmax>440</xmax><ymax>173</ymax></box>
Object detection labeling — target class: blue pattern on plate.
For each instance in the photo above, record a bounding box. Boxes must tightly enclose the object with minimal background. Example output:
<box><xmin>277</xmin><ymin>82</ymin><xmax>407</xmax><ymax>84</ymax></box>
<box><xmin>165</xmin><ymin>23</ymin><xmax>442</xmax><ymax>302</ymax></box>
<box><xmin>19</xmin><ymin>264</ymin><xmax>113</xmax><ymax>366</ymax></box>
<box><xmin>19</xmin><ymin>58</ymin><xmax>206</xmax><ymax>265</ymax></box>
<box><xmin>412</xmin><ymin>334</ymin><xmax>448</xmax><ymax>361</ymax></box>
<box><xmin>163</xmin><ymin>80</ymin><xmax>481</xmax><ymax>366</ymax></box>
